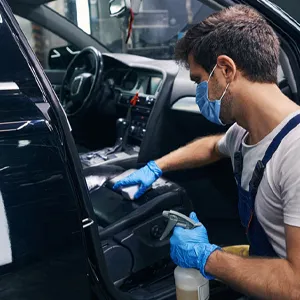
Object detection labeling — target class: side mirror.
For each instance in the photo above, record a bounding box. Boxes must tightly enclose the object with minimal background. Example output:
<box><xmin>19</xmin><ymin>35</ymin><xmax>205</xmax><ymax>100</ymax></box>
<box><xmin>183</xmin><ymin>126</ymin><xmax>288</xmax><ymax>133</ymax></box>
<box><xmin>109</xmin><ymin>0</ymin><xmax>127</xmax><ymax>18</ymax></box>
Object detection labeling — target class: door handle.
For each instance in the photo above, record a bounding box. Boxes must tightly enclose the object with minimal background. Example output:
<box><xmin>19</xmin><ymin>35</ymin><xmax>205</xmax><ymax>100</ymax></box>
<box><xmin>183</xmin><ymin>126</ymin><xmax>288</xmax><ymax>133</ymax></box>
<box><xmin>82</xmin><ymin>218</ymin><xmax>94</xmax><ymax>228</ymax></box>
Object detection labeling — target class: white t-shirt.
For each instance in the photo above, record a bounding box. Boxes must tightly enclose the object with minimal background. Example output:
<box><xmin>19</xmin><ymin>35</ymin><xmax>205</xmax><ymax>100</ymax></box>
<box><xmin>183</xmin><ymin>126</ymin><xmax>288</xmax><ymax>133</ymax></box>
<box><xmin>218</xmin><ymin>111</ymin><xmax>300</xmax><ymax>258</ymax></box>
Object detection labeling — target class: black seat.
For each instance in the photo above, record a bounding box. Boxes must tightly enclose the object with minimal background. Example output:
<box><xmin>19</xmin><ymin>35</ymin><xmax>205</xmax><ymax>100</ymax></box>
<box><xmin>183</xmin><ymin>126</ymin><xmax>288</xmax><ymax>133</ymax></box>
<box><xmin>83</xmin><ymin>164</ymin><xmax>125</xmax><ymax>192</ymax></box>
<box><xmin>83</xmin><ymin>165</ymin><xmax>193</xmax><ymax>237</ymax></box>
<box><xmin>83</xmin><ymin>164</ymin><xmax>193</xmax><ymax>281</ymax></box>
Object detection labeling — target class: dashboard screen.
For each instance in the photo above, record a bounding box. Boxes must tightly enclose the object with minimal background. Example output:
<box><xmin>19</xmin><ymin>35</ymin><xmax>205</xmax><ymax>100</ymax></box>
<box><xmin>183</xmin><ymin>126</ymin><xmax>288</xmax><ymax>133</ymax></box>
<box><xmin>138</xmin><ymin>76</ymin><xmax>162</xmax><ymax>95</ymax></box>
<box><xmin>149</xmin><ymin>77</ymin><xmax>162</xmax><ymax>95</ymax></box>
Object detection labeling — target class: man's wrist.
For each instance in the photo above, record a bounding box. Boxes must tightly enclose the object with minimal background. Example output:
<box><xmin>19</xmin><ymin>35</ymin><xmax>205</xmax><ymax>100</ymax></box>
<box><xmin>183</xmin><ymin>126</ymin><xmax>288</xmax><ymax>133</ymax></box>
<box><xmin>205</xmin><ymin>248</ymin><xmax>221</xmax><ymax>276</ymax></box>
<box><xmin>195</xmin><ymin>244</ymin><xmax>221</xmax><ymax>280</ymax></box>
<box><xmin>154</xmin><ymin>159</ymin><xmax>165</xmax><ymax>172</ymax></box>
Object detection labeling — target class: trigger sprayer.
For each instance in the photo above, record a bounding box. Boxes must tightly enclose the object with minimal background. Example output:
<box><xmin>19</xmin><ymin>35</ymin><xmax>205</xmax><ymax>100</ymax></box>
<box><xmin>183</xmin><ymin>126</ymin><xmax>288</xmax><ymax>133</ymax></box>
<box><xmin>160</xmin><ymin>210</ymin><xmax>210</xmax><ymax>300</ymax></box>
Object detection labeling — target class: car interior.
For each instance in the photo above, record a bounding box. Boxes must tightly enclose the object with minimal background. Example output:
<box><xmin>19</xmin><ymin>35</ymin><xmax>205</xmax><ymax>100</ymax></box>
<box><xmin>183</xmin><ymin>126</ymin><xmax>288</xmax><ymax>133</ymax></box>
<box><xmin>7</xmin><ymin>0</ymin><xmax>300</xmax><ymax>298</ymax></box>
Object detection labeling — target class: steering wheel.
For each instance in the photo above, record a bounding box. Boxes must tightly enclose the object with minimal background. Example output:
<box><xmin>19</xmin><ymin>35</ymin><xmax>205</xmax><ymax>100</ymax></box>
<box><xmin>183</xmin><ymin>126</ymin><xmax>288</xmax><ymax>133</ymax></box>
<box><xmin>60</xmin><ymin>46</ymin><xmax>104</xmax><ymax>117</ymax></box>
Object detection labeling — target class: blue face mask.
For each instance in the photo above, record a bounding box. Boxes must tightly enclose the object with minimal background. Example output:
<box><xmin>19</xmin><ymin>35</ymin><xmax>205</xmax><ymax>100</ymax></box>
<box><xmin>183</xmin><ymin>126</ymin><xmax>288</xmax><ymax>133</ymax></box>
<box><xmin>196</xmin><ymin>65</ymin><xmax>230</xmax><ymax>126</ymax></box>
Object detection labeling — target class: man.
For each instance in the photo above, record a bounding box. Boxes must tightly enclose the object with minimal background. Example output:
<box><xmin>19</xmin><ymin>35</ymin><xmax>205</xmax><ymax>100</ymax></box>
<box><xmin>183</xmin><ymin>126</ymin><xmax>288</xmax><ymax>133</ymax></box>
<box><xmin>113</xmin><ymin>5</ymin><xmax>300</xmax><ymax>299</ymax></box>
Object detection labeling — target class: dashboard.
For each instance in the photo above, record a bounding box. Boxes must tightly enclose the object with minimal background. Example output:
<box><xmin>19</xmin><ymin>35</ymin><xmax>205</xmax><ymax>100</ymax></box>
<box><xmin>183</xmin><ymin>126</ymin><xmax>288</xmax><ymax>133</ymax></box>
<box><xmin>104</xmin><ymin>67</ymin><xmax>163</xmax><ymax>96</ymax></box>
<box><xmin>79</xmin><ymin>52</ymin><xmax>294</xmax><ymax>165</ymax></box>
<box><xmin>100</xmin><ymin>55</ymin><xmax>168</xmax><ymax>144</ymax></box>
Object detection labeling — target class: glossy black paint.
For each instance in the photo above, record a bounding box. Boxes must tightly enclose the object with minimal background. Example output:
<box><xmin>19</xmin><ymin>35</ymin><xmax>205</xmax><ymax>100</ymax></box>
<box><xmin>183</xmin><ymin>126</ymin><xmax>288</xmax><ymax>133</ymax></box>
<box><xmin>0</xmin><ymin>3</ymin><xmax>96</xmax><ymax>300</ymax></box>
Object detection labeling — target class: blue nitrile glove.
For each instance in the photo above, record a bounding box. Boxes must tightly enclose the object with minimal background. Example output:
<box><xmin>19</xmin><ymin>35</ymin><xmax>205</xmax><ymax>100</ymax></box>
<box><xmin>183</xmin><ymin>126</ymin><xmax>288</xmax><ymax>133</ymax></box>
<box><xmin>170</xmin><ymin>212</ymin><xmax>221</xmax><ymax>280</ymax></box>
<box><xmin>113</xmin><ymin>160</ymin><xmax>162</xmax><ymax>199</ymax></box>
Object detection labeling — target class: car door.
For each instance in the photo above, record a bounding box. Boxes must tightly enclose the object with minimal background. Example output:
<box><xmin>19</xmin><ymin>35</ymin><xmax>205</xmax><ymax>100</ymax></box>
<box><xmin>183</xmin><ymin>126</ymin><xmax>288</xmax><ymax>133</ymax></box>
<box><xmin>0</xmin><ymin>1</ymin><xmax>102</xmax><ymax>299</ymax></box>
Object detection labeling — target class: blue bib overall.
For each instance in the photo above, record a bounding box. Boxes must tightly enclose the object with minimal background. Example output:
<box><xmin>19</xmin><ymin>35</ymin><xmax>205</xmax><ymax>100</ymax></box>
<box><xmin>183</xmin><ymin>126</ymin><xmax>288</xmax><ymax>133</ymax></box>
<box><xmin>234</xmin><ymin>114</ymin><xmax>300</xmax><ymax>257</ymax></box>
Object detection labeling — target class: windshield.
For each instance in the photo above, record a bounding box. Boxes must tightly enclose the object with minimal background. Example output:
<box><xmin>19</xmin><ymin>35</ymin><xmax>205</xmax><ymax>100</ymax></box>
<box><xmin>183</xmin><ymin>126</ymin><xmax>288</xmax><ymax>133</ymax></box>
<box><xmin>47</xmin><ymin>0</ymin><xmax>215</xmax><ymax>59</ymax></box>
<box><xmin>46</xmin><ymin>0</ymin><xmax>300</xmax><ymax>60</ymax></box>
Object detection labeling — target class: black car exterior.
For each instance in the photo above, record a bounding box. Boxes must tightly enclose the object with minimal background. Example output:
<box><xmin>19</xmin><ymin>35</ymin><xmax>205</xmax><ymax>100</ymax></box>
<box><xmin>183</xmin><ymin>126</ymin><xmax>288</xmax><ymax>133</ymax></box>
<box><xmin>0</xmin><ymin>1</ymin><xmax>108</xmax><ymax>299</ymax></box>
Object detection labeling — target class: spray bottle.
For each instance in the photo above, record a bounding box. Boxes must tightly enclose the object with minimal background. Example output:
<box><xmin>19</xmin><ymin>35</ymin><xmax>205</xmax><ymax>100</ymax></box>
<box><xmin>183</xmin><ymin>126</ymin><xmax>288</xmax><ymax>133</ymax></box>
<box><xmin>160</xmin><ymin>210</ymin><xmax>209</xmax><ymax>300</ymax></box>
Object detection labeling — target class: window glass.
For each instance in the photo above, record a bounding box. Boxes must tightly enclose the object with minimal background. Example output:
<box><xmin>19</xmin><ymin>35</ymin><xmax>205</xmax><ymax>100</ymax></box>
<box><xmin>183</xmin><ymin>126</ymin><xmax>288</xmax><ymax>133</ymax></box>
<box><xmin>15</xmin><ymin>16</ymin><xmax>68</xmax><ymax>69</ymax></box>
<box><xmin>46</xmin><ymin>0</ymin><xmax>215</xmax><ymax>59</ymax></box>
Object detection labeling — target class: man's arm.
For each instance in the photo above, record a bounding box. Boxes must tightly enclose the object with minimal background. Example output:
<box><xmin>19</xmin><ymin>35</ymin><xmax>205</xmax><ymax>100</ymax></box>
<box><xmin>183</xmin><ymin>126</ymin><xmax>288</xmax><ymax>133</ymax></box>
<box><xmin>113</xmin><ymin>134</ymin><xmax>226</xmax><ymax>198</ymax></box>
<box><xmin>205</xmin><ymin>224</ymin><xmax>300</xmax><ymax>299</ymax></box>
<box><xmin>156</xmin><ymin>134</ymin><xmax>225</xmax><ymax>172</ymax></box>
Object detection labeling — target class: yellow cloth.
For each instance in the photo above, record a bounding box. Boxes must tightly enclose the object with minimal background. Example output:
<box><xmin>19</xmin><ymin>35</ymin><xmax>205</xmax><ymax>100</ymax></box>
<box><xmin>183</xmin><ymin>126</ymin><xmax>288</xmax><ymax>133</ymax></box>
<box><xmin>222</xmin><ymin>245</ymin><xmax>250</xmax><ymax>257</ymax></box>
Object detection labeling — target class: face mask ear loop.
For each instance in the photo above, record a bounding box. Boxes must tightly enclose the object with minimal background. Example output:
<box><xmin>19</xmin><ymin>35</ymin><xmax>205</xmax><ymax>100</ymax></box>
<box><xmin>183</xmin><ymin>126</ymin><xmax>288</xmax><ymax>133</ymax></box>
<box><xmin>208</xmin><ymin>65</ymin><xmax>217</xmax><ymax>81</ymax></box>
<box><xmin>220</xmin><ymin>83</ymin><xmax>230</xmax><ymax>101</ymax></box>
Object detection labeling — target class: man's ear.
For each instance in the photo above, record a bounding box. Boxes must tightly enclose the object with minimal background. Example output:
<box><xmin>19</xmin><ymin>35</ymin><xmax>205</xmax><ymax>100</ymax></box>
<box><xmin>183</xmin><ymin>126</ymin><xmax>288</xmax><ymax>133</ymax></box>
<box><xmin>216</xmin><ymin>55</ymin><xmax>237</xmax><ymax>83</ymax></box>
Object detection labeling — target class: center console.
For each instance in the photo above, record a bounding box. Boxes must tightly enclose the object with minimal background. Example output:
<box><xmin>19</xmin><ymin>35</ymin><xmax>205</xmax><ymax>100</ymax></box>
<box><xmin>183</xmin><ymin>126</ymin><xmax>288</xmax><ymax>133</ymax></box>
<box><xmin>80</xmin><ymin>68</ymin><xmax>161</xmax><ymax>168</ymax></box>
<box><xmin>117</xmin><ymin>93</ymin><xmax>155</xmax><ymax>142</ymax></box>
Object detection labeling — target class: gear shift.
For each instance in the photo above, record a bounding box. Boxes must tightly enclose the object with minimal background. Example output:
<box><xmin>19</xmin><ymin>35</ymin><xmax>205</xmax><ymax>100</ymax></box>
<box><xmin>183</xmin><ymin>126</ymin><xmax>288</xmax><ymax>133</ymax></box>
<box><xmin>116</xmin><ymin>118</ymin><xmax>129</xmax><ymax>144</ymax></box>
<box><xmin>80</xmin><ymin>118</ymin><xmax>129</xmax><ymax>165</ymax></box>
<box><xmin>101</xmin><ymin>118</ymin><xmax>129</xmax><ymax>158</ymax></box>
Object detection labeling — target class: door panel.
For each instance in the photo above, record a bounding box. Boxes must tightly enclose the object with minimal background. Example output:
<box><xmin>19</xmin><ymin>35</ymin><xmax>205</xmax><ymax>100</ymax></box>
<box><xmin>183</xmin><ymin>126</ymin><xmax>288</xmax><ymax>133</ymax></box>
<box><xmin>0</xmin><ymin>93</ymin><xmax>91</xmax><ymax>300</ymax></box>
<box><xmin>0</xmin><ymin>4</ymin><xmax>94</xmax><ymax>300</ymax></box>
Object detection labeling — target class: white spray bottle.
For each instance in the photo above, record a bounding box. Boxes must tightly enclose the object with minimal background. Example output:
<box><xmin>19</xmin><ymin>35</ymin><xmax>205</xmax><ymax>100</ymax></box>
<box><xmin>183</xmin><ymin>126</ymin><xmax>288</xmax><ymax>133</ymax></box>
<box><xmin>160</xmin><ymin>210</ymin><xmax>210</xmax><ymax>300</ymax></box>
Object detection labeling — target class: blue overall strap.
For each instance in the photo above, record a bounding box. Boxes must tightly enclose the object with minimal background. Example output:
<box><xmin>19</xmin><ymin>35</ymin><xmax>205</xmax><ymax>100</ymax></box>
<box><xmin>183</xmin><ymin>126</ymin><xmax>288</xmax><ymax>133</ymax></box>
<box><xmin>263</xmin><ymin>114</ymin><xmax>300</xmax><ymax>165</ymax></box>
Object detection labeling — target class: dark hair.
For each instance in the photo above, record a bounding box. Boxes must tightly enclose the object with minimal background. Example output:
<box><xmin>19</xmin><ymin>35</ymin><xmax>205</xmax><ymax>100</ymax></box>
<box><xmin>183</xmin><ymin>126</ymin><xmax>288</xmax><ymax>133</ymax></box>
<box><xmin>175</xmin><ymin>5</ymin><xmax>280</xmax><ymax>83</ymax></box>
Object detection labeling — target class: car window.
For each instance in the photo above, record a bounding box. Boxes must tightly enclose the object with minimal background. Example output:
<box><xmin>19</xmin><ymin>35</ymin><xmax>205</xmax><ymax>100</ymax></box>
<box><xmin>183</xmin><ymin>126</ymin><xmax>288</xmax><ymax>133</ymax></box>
<box><xmin>15</xmin><ymin>16</ymin><xmax>68</xmax><ymax>69</ymax></box>
<box><xmin>46</xmin><ymin>0</ymin><xmax>215</xmax><ymax>59</ymax></box>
